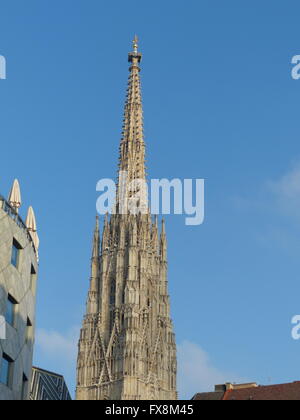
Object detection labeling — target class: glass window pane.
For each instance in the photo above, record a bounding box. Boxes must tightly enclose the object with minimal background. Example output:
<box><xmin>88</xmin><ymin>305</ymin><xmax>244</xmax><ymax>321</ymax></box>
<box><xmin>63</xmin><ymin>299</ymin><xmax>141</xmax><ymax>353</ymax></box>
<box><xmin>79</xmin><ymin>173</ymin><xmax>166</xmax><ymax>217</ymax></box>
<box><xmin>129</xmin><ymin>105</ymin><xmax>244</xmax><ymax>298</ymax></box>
<box><xmin>11</xmin><ymin>244</ymin><xmax>19</xmax><ymax>267</ymax></box>
<box><xmin>5</xmin><ymin>298</ymin><xmax>14</xmax><ymax>326</ymax></box>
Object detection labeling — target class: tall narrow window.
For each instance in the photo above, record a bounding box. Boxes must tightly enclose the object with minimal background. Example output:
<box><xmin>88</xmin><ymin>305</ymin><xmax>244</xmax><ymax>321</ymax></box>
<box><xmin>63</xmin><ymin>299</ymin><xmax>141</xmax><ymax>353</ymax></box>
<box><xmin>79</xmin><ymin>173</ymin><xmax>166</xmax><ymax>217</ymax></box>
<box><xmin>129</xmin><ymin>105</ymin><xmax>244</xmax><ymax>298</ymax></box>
<box><xmin>5</xmin><ymin>295</ymin><xmax>17</xmax><ymax>327</ymax></box>
<box><xmin>11</xmin><ymin>239</ymin><xmax>21</xmax><ymax>268</ymax></box>
<box><xmin>30</xmin><ymin>265</ymin><xmax>37</xmax><ymax>295</ymax></box>
<box><xmin>21</xmin><ymin>373</ymin><xmax>28</xmax><ymax>400</ymax></box>
<box><xmin>26</xmin><ymin>317</ymin><xmax>32</xmax><ymax>345</ymax></box>
<box><xmin>0</xmin><ymin>353</ymin><xmax>13</xmax><ymax>387</ymax></box>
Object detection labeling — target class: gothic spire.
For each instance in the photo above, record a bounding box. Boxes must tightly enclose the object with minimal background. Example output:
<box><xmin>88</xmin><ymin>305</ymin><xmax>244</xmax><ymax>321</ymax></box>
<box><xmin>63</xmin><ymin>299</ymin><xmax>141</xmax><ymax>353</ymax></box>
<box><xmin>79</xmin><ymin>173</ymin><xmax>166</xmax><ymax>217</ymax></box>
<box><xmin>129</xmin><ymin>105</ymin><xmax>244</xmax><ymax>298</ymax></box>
<box><xmin>86</xmin><ymin>216</ymin><xmax>100</xmax><ymax>315</ymax></box>
<box><xmin>118</xmin><ymin>36</ymin><xmax>146</xmax><ymax>201</ymax></box>
<box><xmin>160</xmin><ymin>218</ymin><xmax>167</xmax><ymax>262</ymax></box>
<box><xmin>116</xmin><ymin>37</ymin><xmax>148</xmax><ymax>216</ymax></box>
<box><xmin>90</xmin><ymin>215</ymin><xmax>100</xmax><ymax>292</ymax></box>
<box><xmin>76</xmin><ymin>39</ymin><xmax>177</xmax><ymax>401</ymax></box>
<box><xmin>102</xmin><ymin>213</ymin><xmax>110</xmax><ymax>251</ymax></box>
<box><xmin>92</xmin><ymin>215</ymin><xmax>100</xmax><ymax>260</ymax></box>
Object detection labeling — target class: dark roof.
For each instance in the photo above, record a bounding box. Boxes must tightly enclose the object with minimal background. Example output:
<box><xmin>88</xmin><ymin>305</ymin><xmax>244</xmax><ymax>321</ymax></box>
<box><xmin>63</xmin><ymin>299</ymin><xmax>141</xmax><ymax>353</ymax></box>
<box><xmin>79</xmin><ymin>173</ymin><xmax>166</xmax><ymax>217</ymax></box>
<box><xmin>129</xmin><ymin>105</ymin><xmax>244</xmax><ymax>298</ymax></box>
<box><xmin>193</xmin><ymin>391</ymin><xmax>224</xmax><ymax>401</ymax></box>
<box><xmin>193</xmin><ymin>382</ymin><xmax>300</xmax><ymax>401</ymax></box>
<box><xmin>32</xmin><ymin>366</ymin><xmax>64</xmax><ymax>379</ymax></box>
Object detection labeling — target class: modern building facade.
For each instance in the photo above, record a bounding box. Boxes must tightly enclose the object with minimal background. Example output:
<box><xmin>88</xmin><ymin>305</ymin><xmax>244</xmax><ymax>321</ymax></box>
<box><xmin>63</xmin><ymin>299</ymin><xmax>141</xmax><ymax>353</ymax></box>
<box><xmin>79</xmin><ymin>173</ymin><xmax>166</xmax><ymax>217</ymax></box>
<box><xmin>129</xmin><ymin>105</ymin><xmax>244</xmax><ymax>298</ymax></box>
<box><xmin>76</xmin><ymin>38</ymin><xmax>177</xmax><ymax>400</ymax></box>
<box><xmin>0</xmin><ymin>180</ymin><xmax>39</xmax><ymax>400</ymax></box>
<box><xmin>30</xmin><ymin>367</ymin><xmax>71</xmax><ymax>400</ymax></box>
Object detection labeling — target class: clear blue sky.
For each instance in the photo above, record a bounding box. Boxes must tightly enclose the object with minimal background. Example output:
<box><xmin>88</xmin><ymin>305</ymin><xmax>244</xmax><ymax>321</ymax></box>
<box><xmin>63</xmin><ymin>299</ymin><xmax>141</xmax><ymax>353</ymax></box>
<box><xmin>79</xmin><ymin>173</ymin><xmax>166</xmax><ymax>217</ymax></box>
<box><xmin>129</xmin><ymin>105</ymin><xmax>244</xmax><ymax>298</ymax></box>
<box><xmin>1</xmin><ymin>0</ymin><xmax>300</xmax><ymax>399</ymax></box>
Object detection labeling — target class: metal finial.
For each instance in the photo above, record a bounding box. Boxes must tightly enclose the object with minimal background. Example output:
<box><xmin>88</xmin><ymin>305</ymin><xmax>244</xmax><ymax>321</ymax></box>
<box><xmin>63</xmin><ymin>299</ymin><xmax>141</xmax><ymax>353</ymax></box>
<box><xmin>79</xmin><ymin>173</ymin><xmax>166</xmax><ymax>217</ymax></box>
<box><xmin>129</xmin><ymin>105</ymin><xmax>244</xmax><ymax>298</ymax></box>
<box><xmin>133</xmin><ymin>35</ymin><xmax>138</xmax><ymax>54</ymax></box>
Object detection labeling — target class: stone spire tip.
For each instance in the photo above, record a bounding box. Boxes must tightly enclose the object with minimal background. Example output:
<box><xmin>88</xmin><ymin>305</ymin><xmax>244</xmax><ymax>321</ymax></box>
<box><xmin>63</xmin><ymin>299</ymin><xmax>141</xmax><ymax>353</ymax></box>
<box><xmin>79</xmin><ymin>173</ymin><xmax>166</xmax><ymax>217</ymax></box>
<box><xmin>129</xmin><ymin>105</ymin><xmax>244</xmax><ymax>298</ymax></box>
<box><xmin>133</xmin><ymin>35</ymin><xmax>138</xmax><ymax>54</ymax></box>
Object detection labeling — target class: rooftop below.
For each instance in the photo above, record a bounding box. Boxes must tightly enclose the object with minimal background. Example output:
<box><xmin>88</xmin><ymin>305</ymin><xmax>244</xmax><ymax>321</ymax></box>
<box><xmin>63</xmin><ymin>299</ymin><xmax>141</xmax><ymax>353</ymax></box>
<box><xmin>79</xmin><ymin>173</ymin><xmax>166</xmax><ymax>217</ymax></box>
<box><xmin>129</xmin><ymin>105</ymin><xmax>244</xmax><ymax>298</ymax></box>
<box><xmin>193</xmin><ymin>381</ymin><xmax>300</xmax><ymax>401</ymax></box>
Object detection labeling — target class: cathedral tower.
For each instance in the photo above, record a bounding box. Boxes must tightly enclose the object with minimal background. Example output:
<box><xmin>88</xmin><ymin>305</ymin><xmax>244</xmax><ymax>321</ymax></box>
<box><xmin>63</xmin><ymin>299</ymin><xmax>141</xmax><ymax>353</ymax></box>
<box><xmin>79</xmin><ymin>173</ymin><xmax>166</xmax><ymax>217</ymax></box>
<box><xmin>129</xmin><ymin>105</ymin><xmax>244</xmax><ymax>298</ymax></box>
<box><xmin>76</xmin><ymin>37</ymin><xmax>177</xmax><ymax>400</ymax></box>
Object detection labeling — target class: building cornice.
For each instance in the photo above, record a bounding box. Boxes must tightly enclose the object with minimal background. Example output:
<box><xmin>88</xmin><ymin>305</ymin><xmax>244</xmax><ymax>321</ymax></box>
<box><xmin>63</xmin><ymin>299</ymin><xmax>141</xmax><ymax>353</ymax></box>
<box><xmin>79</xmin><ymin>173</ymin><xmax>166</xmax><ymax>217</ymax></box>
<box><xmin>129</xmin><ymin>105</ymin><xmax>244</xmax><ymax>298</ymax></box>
<box><xmin>0</xmin><ymin>194</ymin><xmax>38</xmax><ymax>257</ymax></box>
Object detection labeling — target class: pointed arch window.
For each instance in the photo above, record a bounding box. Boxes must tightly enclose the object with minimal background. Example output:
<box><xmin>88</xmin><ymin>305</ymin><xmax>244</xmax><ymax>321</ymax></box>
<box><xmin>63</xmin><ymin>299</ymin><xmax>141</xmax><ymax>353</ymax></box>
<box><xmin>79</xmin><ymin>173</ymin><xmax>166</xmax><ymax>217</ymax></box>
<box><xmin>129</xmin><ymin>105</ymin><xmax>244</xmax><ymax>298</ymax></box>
<box><xmin>110</xmin><ymin>282</ymin><xmax>116</xmax><ymax>305</ymax></box>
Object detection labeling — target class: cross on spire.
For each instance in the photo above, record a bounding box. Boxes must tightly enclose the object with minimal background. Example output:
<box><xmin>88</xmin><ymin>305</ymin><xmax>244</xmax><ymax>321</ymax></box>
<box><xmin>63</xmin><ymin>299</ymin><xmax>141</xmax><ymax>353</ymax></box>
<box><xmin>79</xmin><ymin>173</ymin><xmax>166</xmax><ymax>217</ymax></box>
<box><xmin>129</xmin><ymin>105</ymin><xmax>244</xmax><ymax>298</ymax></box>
<box><xmin>128</xmin><ymin>35</ymin><xmax>142</xmax><ymax>65</ymax></box>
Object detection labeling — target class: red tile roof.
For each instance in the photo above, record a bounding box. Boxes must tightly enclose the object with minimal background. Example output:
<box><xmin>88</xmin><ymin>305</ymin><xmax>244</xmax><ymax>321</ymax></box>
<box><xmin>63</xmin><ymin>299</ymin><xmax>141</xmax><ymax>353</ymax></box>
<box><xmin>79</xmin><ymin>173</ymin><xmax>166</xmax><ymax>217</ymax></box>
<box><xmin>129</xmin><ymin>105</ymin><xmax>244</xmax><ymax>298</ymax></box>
<box><xmin>193</xmin><ymin>382</ymin><xmax>300</xmax><ymax>401</ymax></box>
